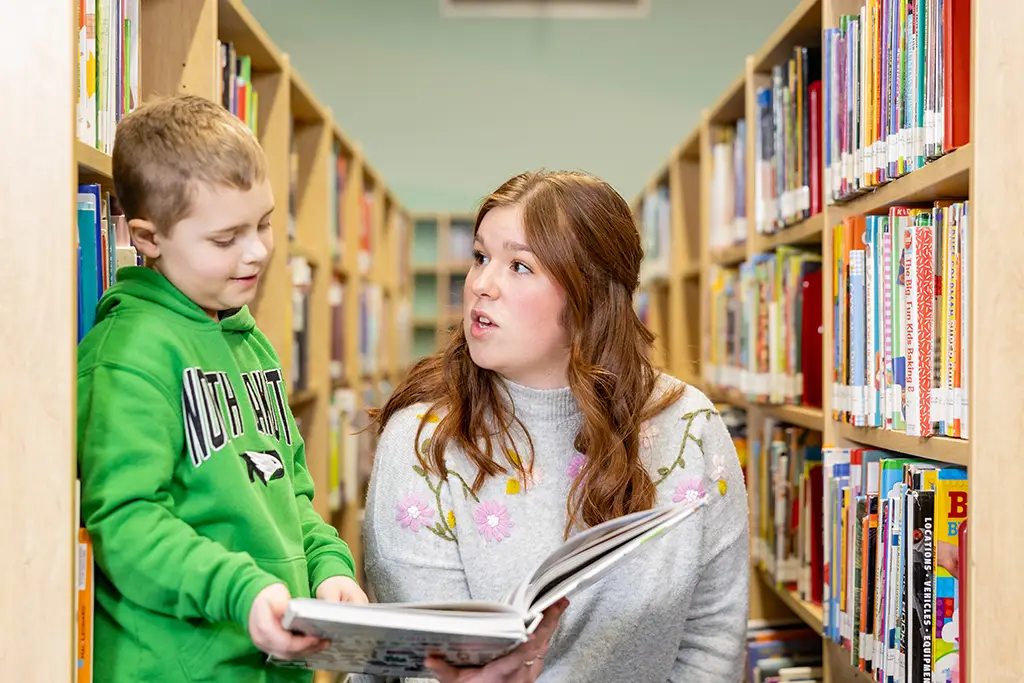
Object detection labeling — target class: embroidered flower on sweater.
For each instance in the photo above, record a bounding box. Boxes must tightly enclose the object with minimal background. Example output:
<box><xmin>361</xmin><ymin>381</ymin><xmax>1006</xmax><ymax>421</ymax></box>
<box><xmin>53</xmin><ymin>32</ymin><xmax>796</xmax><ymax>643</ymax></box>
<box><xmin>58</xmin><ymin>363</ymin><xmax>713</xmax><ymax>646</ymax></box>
<box><xmin>396</xmin><ymin>495</ymin><xmax>435</xmax><ymax>532</ymax></box>
<box><xmin>567</xmin><ymin>454</ymin><xmax>586</xmax><ymax>479</ymax></box>
<box><xmin>673</xmin><ymin>477</ymin><xmax>706</xmax><ymax>505</ymax></box>
<box><xmin>709</xmin><ymin>450</ymin><xmax>728</xmax><ymax>496</ymax></box>
<box><xmin>475</xmin><ymin>500</ymin><xmax>513</xmax><ymax>542</ymax></box>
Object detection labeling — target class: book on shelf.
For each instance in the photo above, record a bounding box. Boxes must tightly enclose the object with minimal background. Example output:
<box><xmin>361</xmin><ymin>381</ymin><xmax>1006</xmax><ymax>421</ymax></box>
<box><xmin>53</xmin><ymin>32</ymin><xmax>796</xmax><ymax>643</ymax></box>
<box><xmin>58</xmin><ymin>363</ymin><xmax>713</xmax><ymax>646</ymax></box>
<box><xmin>217</xmin><ymin>41</ymin><xmax>259</xmax><ymax>135</ymax></box>
<box><xmin>639</xmin><ymin>184</ymin><xmax>671</xmax><ymax>283</ymax></box>
<box><xmin>754</xmin><ymin>45</ymin><xmax>824</xmax><ymax>235</ymax></box>
<box><xmin>270</xmin><ymin>496</ymin><xmax>709</xmax><ymax>677</ymax></box>
<box><xmin>77</xmin><ymin>185</ymin><xmax>140</xmax><ymax>341</ymax></box>
<box><xmin>823</xmin><ymin>0</ymin><xmax>971</xmax><ymax>205</ymax></box>
<box><xmin>709</xmin><ymin>120</ymin><xmax>748</xmax><ymax>250</ymax></box>
<box><xmin>745</xmin><ymin>620</ymin><xmax>823</xmax><ymax>683</ymax></box>
<box><xmin>331</xmin><ymin>146</ymin><xmax>350</xmax><ymax>262</ymax></box>
<box><xmin>290</xmin><ymin>255</ymin><xmax>312</xmax><ymax>392</ymax></box>
<box><xmin>77</xmin><ymin>0</ymin><xmax>141</xmax><ymax>153</ymax></box>
<box><xmin>704</xmin><ymin>246</ymin><xmax>823</xmax><ymax>408</ymax></box>
<box><xmin>748</xmin><ymin>415</ymin><xmax>969</xmax><ymax>682</ymax></box>
<box><xmin>831</xmin><ymin>201</ymin><xmax>969</xmax><ymax>438</ymax></box>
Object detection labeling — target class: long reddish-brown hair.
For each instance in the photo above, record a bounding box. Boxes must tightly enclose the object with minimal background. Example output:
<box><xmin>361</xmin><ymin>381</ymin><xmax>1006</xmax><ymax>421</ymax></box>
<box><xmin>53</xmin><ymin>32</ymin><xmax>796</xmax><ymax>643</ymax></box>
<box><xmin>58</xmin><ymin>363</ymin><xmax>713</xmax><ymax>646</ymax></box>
<box><xmin>369</xmin><ymin>170</ymin><xmax>683</xmax><ymax>535</ymax></box>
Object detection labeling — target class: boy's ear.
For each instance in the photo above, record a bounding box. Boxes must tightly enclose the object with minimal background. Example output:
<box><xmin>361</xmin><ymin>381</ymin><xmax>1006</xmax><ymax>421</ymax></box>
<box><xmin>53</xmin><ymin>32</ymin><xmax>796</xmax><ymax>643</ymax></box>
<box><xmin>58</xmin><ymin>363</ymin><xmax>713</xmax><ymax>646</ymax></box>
<box><xmin>128</xmin><ymin>218</ymin><xmax>161</xmax><ymax>260</ymax></box>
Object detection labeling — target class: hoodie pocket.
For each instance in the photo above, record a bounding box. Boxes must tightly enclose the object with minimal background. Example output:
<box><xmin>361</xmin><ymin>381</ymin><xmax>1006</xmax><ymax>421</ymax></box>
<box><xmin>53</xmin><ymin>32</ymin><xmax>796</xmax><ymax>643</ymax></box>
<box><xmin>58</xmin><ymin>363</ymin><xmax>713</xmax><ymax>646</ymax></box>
<box><xmin>179</xmin><ymin>556</ymin><xmax>310</xmax><ymax>681</ymax></box>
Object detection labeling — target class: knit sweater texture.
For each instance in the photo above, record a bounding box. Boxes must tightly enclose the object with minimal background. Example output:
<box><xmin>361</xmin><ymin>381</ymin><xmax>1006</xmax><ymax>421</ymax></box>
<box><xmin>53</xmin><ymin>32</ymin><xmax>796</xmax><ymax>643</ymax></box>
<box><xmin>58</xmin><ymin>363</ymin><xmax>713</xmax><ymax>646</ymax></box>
<box><xmin>357</xmin><ymin>374</ymin><xmax>750</xmax><ymax>683</ymax></box>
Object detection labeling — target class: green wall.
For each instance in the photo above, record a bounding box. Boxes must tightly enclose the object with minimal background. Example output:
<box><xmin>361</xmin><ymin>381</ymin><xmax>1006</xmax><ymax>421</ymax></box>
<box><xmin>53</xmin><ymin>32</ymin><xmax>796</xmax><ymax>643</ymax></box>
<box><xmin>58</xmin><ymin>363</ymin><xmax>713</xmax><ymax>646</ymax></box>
<box><xmin>244</xmin><ymin>0</ymin><xmax>798</xmax><ymax>212</ymax></box>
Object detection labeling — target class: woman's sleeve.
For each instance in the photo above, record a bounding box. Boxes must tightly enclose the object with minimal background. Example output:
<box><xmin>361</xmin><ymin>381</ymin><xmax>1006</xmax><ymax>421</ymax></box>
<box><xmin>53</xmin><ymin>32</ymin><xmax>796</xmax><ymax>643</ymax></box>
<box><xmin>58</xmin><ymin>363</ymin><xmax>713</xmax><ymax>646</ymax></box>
<box><xmin>669</xmin><ymin>410</ymin><xmax>751</xmax><ymax>682</ymax></box>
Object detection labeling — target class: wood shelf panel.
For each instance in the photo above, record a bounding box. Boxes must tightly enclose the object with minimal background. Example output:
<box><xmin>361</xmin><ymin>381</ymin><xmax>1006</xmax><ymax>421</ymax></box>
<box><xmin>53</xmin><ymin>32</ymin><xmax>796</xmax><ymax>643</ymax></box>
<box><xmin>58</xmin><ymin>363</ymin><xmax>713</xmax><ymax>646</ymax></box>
<box><xmin>710</xmin><ymin>242</ymin><xmax>747</xmax><ymax>266</ymax></box>
<box><xmin>708</xmin><ymin>72</ymin><xmax>746</xmax><ymax>124</ymax></box>
<box><xmin>764</xmin><ymin>403</ymin><xmax>826</xmax><ymax>431</ymax></box>
<box><xmin>289</xmin><ymin>70</ymin><xmax>327</xmax><ymax>124</ymax></box>
<box><xmin>755</xmin><ymin>567</ymin><xmax>824</xmax><ymax>635</ymax></box>
<box><xmin>829</xmin><ymin>144</ymin><xmax>972</xmax><ymax>221</ymax></box>
<box><xmin>836</xmin><ymin>421</ymin><xmax>969</xmax><ymax>466</ymax></box>
<box><xmin>752</xmin><ymin>0</ymin><xmax>823</xmax><ymax>72</ymax></box>
<box><xmin>755</xmin><ymin>211</ymin><xmax>825</xmax><ymax>251</ymax></box>
<box><xmin>217</xmin><ymin>0</ymin><xmax>283</xmax><ymax>72</ymax></box>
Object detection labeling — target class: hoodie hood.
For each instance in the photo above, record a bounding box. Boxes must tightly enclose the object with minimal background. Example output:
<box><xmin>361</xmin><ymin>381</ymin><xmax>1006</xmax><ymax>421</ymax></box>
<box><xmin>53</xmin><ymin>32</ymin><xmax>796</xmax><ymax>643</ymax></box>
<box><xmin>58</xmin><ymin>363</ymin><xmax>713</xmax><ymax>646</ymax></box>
<box><xmin>95</xmin><ymin>266</ymin><xmax>255</xmax><ymax>333</ymax></box>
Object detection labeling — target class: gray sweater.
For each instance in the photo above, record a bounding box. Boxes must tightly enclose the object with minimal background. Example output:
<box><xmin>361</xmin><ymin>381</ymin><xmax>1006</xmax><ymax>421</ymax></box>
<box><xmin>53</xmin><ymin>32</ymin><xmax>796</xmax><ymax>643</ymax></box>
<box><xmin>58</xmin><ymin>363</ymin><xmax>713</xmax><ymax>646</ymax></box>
<box><xmin>358</xmin><ymin>374</ymin><xmax>750</xmax><ymax>683</ymax></box>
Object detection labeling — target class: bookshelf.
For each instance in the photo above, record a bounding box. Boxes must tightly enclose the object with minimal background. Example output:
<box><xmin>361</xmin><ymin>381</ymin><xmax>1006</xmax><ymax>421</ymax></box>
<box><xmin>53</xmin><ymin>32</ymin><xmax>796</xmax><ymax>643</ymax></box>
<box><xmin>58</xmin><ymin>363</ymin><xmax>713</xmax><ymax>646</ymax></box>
<box><xmin>0</xmin><ymin>0</ymin><xmax>412</xmax><ymax>678</ymax></box>
<box><xmin>409</xmin><ymin>211</ymin><xmax>476</xmax><ymax>360</ymax></box>
<box><xmin>635</xmin><ymin>0</ymin><xmax>1023</xmax><ymax>681</ymax></box>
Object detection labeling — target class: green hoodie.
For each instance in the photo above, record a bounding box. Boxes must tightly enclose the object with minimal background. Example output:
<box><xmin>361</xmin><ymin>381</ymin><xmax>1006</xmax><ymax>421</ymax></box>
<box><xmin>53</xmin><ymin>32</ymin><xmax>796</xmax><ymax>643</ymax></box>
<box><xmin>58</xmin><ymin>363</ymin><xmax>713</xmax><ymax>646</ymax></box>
<box><xmin>77</xmin><ymin>267</ymin><xmax>355</xmax><ymax>683</ymax></box>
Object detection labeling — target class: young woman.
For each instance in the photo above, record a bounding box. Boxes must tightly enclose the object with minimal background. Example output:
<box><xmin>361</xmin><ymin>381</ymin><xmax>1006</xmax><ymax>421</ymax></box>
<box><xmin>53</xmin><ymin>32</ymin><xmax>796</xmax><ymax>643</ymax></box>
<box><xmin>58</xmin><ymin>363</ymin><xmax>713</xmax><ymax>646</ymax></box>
<box><xmin>361</xmin><ymin>170</ymin><xmax>750</xmax><ymax>683</ymax></box>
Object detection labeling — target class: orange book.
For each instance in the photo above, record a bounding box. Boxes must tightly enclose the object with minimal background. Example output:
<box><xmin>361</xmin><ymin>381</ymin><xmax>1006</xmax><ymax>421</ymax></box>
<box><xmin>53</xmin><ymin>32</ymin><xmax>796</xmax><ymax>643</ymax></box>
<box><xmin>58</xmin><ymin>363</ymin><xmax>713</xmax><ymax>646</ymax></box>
<box><xmin>77</xmin><ymin>527</ymin><xmax>94</xmax><ymax>683</ymax></box>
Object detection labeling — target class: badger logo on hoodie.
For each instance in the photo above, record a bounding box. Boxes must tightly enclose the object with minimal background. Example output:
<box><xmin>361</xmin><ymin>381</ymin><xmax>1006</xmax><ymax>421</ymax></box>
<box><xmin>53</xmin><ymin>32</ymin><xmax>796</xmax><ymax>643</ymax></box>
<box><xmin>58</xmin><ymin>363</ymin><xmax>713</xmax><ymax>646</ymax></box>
<box><xmin>239</xmin><ymin>449</ymin><xmax>285</xmax><ymax>485</ymax></box>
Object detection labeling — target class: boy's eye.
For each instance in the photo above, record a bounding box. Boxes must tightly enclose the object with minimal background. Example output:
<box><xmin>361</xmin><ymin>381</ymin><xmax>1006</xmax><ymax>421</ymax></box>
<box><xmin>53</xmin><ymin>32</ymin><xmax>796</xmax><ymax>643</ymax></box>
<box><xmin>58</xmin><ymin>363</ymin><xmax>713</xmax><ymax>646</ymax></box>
<box><xmin>212</xmin><ymin>237</ymin><xmax>235</xmax><ymax>247</ymax></box>
<box><xmin>258</xmin><ymin>222</ymin><xmax>271</xmax><ymax>232</ymax></box>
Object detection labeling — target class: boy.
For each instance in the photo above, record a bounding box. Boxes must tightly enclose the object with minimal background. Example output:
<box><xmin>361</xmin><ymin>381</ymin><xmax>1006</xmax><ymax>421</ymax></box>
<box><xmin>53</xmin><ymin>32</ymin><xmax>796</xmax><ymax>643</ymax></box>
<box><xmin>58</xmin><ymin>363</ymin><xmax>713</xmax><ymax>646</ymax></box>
<box><xmin>77</xmin><ymin>94</ymin><xmax>367</xmax><ymax>683</ymax></box>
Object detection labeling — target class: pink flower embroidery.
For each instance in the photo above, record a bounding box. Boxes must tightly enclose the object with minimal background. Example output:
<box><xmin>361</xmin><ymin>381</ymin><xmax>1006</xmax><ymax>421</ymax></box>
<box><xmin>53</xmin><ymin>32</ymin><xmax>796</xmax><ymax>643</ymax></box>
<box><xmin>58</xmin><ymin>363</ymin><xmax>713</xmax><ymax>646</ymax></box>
<box><xmin>567</xmin><ymin>454</ymin><xmax>586</xmax><ymax>479</ymax></box>
<box><xmin>639</xmin><ymin>421</ymin><xmax>661</xmax><ymax>449</ymax></box>
<box><xmin>396</xmin><ymin>495</ymin><xmax>435</xmax><ymax>532</ymax></box>
<box><xmin>673</xmin><ymin>477</ymin><xmax>706</xmax><ymax>505</ymax></box>
<box><xmin>474</xmin><ymin>500</ymin><xmax>513</xmax><ymax>542</ymax></box>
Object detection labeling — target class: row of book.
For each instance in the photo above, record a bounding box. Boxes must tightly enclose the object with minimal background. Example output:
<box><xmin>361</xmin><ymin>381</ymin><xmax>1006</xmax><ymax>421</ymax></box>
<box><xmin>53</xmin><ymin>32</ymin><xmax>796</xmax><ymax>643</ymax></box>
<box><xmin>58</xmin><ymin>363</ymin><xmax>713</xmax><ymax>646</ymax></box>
<box><xmin>709</xmin><ymin>120</ymin><xmax>748</xmax><ymax>250</ymax></box>
<box><xmin>748</xmin><ymin>417</ymin><xmax>968</xmax><ymax>682</ymax></box>
<box><xmin>824</xmin><ymin>0</ymin><xmax>971</xmax><ymax>204</ymax></box>
<box><xmin>331</xmin><ymin>149</ymin><xmax>377</xmax><ymax>275</ymax></box>
<box><xmin>831</xmin><ymin>201</ymin><xmax>969</xmax><ymax>439</ymax></box>
<box><xmin>76</xmin><ymin>0</ymin><xmax>141</xmax><ymax>153</ymax></box>
<box><xmin>746</xmin><ymin>619</ymin><xmax>823</xmax><ymax>682</ymax></box>
<box><xmin>704</xmin><ymin>246</ymin><xmax>824</xmax><ymax>408</ymax></box>
<box><xmin>217</xmin><ymin>40</ymin><xmax>259</xmax><ymax>136</ymax></box>
<box><xmin>639</xmin><ymin>185</ymin><xmax>672</xmax><ymax>283</ymax></box>
<box><xmin>753</xmin><ymin>45</ymin><xmax>824</xmax><ymax>236</ymax></box>
<box><xmin>77</xmin><ymin>184</ymin><xmax>140</xmax><ymax>342</ymax></box>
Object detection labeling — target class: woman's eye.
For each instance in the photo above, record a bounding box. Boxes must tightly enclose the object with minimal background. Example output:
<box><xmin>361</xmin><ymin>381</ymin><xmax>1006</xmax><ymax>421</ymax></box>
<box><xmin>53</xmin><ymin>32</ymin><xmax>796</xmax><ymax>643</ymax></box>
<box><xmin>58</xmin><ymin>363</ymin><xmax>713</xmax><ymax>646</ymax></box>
<box><xmin>511</xmin><ymin>261</ymin><xmax>533</xmax><ymax>275</ymax></box>
<box><xmin>473</xmin><ymin>250</ymin><xmax>489</xmax><ymax>265</ymax></box>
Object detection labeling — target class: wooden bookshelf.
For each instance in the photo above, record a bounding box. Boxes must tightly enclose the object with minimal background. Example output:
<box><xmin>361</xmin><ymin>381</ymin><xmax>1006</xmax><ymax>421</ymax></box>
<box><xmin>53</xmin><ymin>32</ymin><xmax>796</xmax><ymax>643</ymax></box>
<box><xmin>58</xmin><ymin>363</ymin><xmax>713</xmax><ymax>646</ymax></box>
<box><xmin>636</xmin><ymin>0</ymin><xmax>1024</xmax><ymax>681</ymax></box>
<box><xmin>0</xmin><ymin>0</ymin><xmax>412</xmax><ymax>677</ymax></box>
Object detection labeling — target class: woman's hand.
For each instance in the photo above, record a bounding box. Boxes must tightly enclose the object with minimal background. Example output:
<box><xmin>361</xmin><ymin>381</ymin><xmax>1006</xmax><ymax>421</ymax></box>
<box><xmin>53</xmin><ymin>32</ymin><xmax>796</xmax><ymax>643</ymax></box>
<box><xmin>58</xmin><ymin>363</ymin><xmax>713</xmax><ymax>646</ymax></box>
<box><xmin>424</xmin><ymin>598</ymin><xmax>569</xmax><ymax>683</ymax></box>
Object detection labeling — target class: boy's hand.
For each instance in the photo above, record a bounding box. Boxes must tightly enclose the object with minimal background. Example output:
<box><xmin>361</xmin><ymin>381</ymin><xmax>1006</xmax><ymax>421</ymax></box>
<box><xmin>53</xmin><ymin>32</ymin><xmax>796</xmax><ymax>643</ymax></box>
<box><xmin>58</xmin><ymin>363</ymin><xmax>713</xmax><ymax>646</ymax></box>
<box><xmin>248</xmin><ymin>582</ymin><xmax>329</xmax><ymax>660</ymax></box>
<box><xmin>315</xmin><ymin>575</ymin><xmax>369</xmax><ymax>604</ymax></box>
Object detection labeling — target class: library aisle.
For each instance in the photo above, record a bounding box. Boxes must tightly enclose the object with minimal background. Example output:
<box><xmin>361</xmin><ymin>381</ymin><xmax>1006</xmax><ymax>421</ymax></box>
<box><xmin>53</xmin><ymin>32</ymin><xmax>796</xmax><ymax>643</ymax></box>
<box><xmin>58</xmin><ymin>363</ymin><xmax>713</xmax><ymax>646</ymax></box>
<box><xmin>3</xmin><ymin>1</ymin><xmax>1024</xmax><ymax>682</ymax></box>
<box><xmin>633</xmin><ymin>0</ymin><xmax>1024</xmax><ymax>681</ymax></box>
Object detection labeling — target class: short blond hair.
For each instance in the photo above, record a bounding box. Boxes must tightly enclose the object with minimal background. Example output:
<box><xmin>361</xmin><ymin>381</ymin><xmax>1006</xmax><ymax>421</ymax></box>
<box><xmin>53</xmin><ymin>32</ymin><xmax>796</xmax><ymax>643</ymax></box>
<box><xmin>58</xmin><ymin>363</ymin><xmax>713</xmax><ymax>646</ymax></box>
<box><xmin>112</xmin><ymin>94</ymin><xmax>268</xmax><ymax>232</ymax></box>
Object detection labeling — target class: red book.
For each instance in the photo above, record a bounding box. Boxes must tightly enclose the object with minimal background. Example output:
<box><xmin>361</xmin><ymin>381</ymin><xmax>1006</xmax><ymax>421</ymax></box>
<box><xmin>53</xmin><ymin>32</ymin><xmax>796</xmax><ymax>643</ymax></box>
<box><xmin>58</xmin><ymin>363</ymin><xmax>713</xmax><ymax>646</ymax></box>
<box><xmin>944</xmin><ymin>0</ymin><xmax>971</xmax><ymax>151</ymax></box>
<box><xmin>808</xmin><ymin>80</ymin><xmax>823</xmax><ymax>216</ymax></box>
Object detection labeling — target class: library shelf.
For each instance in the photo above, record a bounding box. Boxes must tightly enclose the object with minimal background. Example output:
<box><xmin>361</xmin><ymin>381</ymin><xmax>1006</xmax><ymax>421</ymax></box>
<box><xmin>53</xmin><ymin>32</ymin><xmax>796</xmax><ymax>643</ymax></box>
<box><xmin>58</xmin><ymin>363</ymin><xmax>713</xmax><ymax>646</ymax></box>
<box><xmin>76</xmin><ymin>141</ymin><xmax>113</xmax><ymax>183</ymax></box>
<box><xmin>764</xmin><ymin>403</ymin><xmax>826</xmax><ymax>431</ymax></box>
<box><xmin>710</xmin><ymin>242</ymin><xmax>747</xmax><ymax>266</ymax></box>
<box><xmin>754</xmin><ymin>211</ymin><xmax>825</xmax><ymax>252</ymax></box>
<box><xmin>836</xmin><ymin>422</ymin><xmax>970</xmax><ymax>467</ymax></box>
<box><xmin>755</xmin><ymin>565</ymin><xmax>824</xmax><ymax>636</ymax></box>
<box><xmin>829</xmin><ymin>143</ymin><xmax>973</xmax><ymax>221</ymax></box>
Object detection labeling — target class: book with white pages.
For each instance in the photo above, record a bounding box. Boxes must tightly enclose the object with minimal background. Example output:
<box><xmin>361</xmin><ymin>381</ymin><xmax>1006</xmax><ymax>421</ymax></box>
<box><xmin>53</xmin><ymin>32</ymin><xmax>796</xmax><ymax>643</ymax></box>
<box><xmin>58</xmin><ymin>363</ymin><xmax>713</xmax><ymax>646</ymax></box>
<box><xmin>271</xmin><ymin>494</ymin><xmax>708</xmax><ymax>677</ymax></box>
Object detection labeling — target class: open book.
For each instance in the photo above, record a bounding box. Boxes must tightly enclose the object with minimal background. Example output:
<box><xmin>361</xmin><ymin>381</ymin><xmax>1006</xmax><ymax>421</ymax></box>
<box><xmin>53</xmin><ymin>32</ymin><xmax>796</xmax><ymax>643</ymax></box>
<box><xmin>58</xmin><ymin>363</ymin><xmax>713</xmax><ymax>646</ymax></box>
<box><xmin>273</xmin><ymin>494</ymin><xmax>708</xmax><ymax>677</ymax></box>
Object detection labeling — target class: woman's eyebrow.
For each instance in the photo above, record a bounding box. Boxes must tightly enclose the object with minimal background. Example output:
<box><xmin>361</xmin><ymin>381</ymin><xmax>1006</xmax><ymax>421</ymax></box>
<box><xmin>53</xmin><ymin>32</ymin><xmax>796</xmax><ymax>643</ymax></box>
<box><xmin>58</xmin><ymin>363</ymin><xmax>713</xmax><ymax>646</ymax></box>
<box><xmin>504</xmin><ymin>240</ymin><xmax>532</xmax><ymax>253</ymax></box>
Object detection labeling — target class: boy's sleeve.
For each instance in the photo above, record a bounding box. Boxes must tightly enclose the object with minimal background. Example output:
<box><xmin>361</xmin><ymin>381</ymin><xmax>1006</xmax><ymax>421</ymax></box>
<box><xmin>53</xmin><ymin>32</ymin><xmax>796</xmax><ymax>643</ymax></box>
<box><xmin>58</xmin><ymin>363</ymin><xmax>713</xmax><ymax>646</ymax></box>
<box><xmin>78</xmin><ymin>364</ymin><xmax>281</xmax><ymax>629</ymax></box>
<box><xmin>290</xmin><ymin>430</ymin><xmax>357</xmax><ymax>592</ymax></box>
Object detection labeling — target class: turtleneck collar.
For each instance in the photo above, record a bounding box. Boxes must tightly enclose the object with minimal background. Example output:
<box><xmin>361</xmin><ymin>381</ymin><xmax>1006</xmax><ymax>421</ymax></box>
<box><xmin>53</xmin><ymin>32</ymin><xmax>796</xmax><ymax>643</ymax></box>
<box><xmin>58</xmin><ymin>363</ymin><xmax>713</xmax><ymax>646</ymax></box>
<box><xmin>497</xmin><ymin>376</ymin><xmax>580</xmax><ymax>422</ymax></box>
